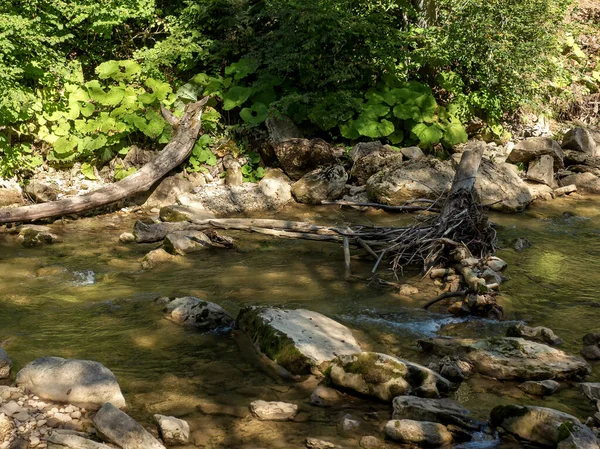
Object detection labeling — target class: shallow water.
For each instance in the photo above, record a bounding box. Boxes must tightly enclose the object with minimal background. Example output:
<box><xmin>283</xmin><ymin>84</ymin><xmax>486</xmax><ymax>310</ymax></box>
<box><xmin>0</xmin><ymin>199</ymin><xmax>599</xmax><ymax>447</ymax></box>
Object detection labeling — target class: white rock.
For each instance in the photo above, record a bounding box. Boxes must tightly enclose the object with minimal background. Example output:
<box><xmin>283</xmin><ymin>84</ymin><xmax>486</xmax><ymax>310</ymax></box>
<box><xmin>153</xmin><ymin>414</ymin><xmax>190</xmax><ymax>445</ymax></box>
<box><xmin>250</xmin><ymin>400</ymin><xmax>298</xmax><ymax>421</ymax></box>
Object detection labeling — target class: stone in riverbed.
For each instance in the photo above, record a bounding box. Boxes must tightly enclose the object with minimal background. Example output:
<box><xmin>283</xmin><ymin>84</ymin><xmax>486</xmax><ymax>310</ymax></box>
<box><xmin>506</xmin><ymin>323</ymin><xmax>564</xmax><ymax>346</ymax></box>
<box><xmin>418</xmin><ymin>337</ymin><xmax>590</xmax><ymax>381</ymax></box>
<box><xmin>154</xmin><ymin>414</ymin><xmax>190</xmax><ymax>445</ymax></box>
<box><xmin>16</xmin><ymin>357</ymin><xmax>126</xmax><ymax>410</ymax></box>
<box><xmin>583</xmin><ymin>333</ymin><xmax>600</xmax><ymax>346</ymax></box>
<box><xmin>0</xmin><ymin>348</ymin><xmax>11</xmax><ymax>379</ymax></box>
<box><xmin>141</xmin><ymin>248</ymin><xmax>177</xmax><ymax>270</ymax></box>
<box><xmin>562</xmin><ymin>128</ymin><xmax>600</xmax><ymax>156</ymax></box>
<box><xmin>93</xmin><ymin>403</ymin><xmax>165</xmax><ymax>449</ymax></box>
<box><xmin>306</xmin><ymin>437</ymin><xmax>337</xmax><ymax>449</ymax></box>
<box><xmin>236</xmin><ymin>307</ymin><xmax>361</xmax><ymax>375</ymax></box>
<box><xmin>163</xmin><ymin>230</ymin><xmax>212</xmax><ymax>255</ymax></box>
<box><xmin>475</xmin><ymin>159</ymin><xmax>533</xmax><ymax>213</ymax></box>
<box><xmin>159</xmin><ymin>204</ymin><xmax>215</xmax><ymax>222</ymax></box>
<box><xmin>392</xmin><ymin>396</ymin><xmax>480</xmax><ymax>430</ymax></box>
<box><xmin>526</xmin><ymin>154</ymin><xmax>555</xmax><ymax>187</ymax></box>
<box><xmin>291</xmin><ymin>165</ymin><xmax>348</xmax><ymax>205</ymax></box>
<box><xmin>350</xmin><ymin>149</ymin><xmax>403</xmax><ymax>185</ymax></box>
<box><xmin>328</xmin><ymin>352</ymin><xmax>452</xmax><ymax>401</ymax></box>
<box><xmin>0</xmin><ymin>413</ymin><xmax>14</xmax><ymax>442</ymax></box>
<box><xmin>18</xmin><ymin>225</ymin><xmax>60</xmax><ymax>247</ymax></box>
<box><xmin>486</xmin><ymin>257</ymin><xmax>507</xmax><ymax>272</ymax></box>
<box><xmin>310</xmin><ymin>385</ymin><xmax>344</xmax><ymax>407</ymax></box>
<box><xmin>507</xmin><ymin>137</ymin><xmax>564</xmax><ymax>169</ymax></box>
<box><xmin>161</xmin><ymin>296</ymin><xmax>234</xmax><ymax>332</ymax></box>
<box><xmin>250</xmin><ymin>400</ymin><xmax>298</xmax><ymax>421</ymax></box>
<box><xmin>518</xmin><ymin>380</ymin><xmax>560</xmax><ymax>396</ymax></box>
<box><xmin>490</xmin><ymin>405</ymin><xmax>597</xmax><ymax>448</ymax></box>
<box><xmin>582</xmin><ymin>345</ymin><xmax>600</xmax><ymax>360</ymax></box>
<box><xmin>47</xmin><ymin>432</ymin><xmax>111</xmax><ymax>449</ymax></box>
<box><xmin>561</xmin><ymin>173</ymin><xmax>600</xmax><ymax>195</ymax></box>
<box><xmin>580</xmin><ymin>383</ymin><xmax>600</xmax><ymax>403</ymax></box>
<box><xmin>384</xmin><ymin>419</ymin><xmax>453</xmax><ymax>446</ymax></box>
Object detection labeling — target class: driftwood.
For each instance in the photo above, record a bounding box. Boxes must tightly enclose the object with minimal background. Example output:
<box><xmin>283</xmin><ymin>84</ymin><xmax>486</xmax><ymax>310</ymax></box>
<box><xmin>0</xmin><ymin>98</ymin><xmax>209</xmax><ymax>224</ymax></box>
<box><xmin>321</xmin><ymin>200</ymin><xmax>440</xmax><ymax>213</ymax></box>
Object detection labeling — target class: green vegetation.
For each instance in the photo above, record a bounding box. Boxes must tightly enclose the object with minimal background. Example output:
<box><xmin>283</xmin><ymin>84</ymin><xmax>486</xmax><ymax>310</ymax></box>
<box><xmin>1</xmin><ymin>0</ymin><xmax>594</xmax><ymax>180</ymax></box>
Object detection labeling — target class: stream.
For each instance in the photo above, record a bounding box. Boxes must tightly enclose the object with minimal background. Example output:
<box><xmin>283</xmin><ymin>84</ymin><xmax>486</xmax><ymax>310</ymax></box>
<box><xmin>1</xmin><ymin>198</ymin><xmax>599</xmax><ymax>448</ymax></box>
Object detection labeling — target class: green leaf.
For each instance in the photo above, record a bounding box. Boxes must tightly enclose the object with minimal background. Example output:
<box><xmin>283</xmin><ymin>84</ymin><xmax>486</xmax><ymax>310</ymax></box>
<box><xmin>222</xmin><ymin>86</ymin><xmax>253</xmax><ymax>110</ymax></box>
<box><xmin>388</xmin><ymin>130</ymin><xmax>404</xmax><ymax>144</ymax></box>
<box><xmin>53</xmin><ymin>136</ymin><xmax>78</xmax><ymax>155</ymax></box>
<box><xmin>145</xmin><ymin>78</ymin><xmax>172</xmax><ymax>101</ymax></box>
<box><xmin>363</xmin><ymin>104</ymin><xmax>390</xmax><ymax>118</ymax></box>
<box><xmin>339</xmin><ymin>120</ymin><xmax>360</xmax><ymax>140</ymax></box>
<box><xmin>355</xmin><ymin>115</ymin><xmax>395</xmax><ymax>138</ymax></box>
<box><xmin>81</xmin><ymin>163</ymin><xmax>97</xmax><ymax>180</ymax></box>
<box><xmin>96</xmin><ymin>60</ymin><xmax>120</xmax><ymax>79</ymax></box>
<box><xmin>114</xmin><ymin>166</ymin><xmax>136</xmax><ymax>180</ymax></box>
<box><xmin>240</xmin><ymin>102</ymin><xmax>268</xmax><ymax>125</ymax></box>
<box><xmin>80</xmin><ymin>102</ymin><xmax>95</xmax><ymax>117</ymax></box>
<box><xmin>411</xmin><ymin>123</ymin><xmax>444</xmax><ymax>146</ymax></box>
<box><xmin>443</xmin><ymin>122</ymin><xmax>468</xmax><ymax>146</ymax></box>
<box><xmin>225</xmin><ymin>58</ymin><xmax>259</xmax><ymax>80</ymax></box>
<box><xmin>176</xmin><ymin>83</ymin><xmax>198</xmax><ymax>101</ymax></box>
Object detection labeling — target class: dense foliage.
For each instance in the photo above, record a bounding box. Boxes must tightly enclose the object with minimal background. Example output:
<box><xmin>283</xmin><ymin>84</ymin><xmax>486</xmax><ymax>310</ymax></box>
<box><xmin>1</xmin><ymin>0</ymin><xmax>591</xmax><ymax>179</ymax></box>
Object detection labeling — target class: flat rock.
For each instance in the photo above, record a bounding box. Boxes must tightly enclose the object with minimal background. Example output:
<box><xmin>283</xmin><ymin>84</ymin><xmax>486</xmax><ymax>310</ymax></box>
<box><xmin>236</xmin><ymin>307</ymin><xmax>361</xmax><ymax>375</ymax></box>
<box><xmin>93</xmin><ymin>403</ymin><xmax>165</xmax><ymax>449</ymax></box>
<box><xmin>154</xmin><ymin>414</ymin><xmax>190</xmax><ymax>445</ymax></box>
<box><xmin>419</xmin><ymin>337</ymin><xmax>590</xmax><ymax>381</ymax></box>
<box><xmin>490</xmin><ymin>405</ymin><xmax>595</xmax><ymax>447</ymax></box>
<box><xmin>161</xmin><ymin>296</ymin><xmax>233</xmax><ymax>332</ymax></box>
<box><xmin>384</xmin><ymin>419</ymin><xmax>453</xmax><ymax>446</ymax></box>
<box><xmin>507</xmin><ymin>323</ymin><xmax>564</xmax><ymax>346</ymax></box>
<box><xmin>518</xmin><ymin>380</ymin><xmax>560</xmax><ymax>396</ymax></box>
<box><xmin>507</xmin><ymin>137</ymin><xmax>564</xmax><ymax>169</ymax></box>
<box><xmin>163</xmin><ymin>231</ymin><xmax>212</xmax><ymax>255</ymax></box>
<box><xmin>179</xmin><ymin>178</ymin><xmax>291</xmax><ymax>215</ymax></box>
<box><xmin>47</xmin><ymin>432</ymin><xmax>112</xmax><ymax>449</ymax></box>
<box><xmin>392</xmin><ymin>396</ymin><xmax>480</xmax><ymax>430</ymax></box>
<box><xmin>16</xmin><ymin>357</ymin><xmax>126</xmax><ymax>410</ymax></box>
<box><xmin>291</xmin><ymin>165</ymin><xmax>348</xmax><ymax>204</ymax></box>
<box><xmin>328</xmin><ymin>352</ymin><xmax>452</xmax><ymax>401</ymax></box>
<box><xmin>250</xmin><ymin>400</ymin><xmax>298</xmax><ymax>421</ymax></box>
<box><xmin>527</xmin><ymin>154</ymin><xmax>555</xmax><ymax>186</ymax></box>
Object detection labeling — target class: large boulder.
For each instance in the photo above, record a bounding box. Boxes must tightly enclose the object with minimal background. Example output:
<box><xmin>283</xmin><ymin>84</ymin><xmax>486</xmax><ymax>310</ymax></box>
<box><xmin>392</xmin><ymin>396</ymin><xmax>480</xmax><ymax>430</ymax></box>
<box><xmin>562</xmin><ymin>128</ymin><xmax>600</xmax><ymax>157</ymax></box>
<box><xmin>274</xmin><ymin>138</ymin><xmax>342</xmax><ymax>180</ymax></box>
<box><xmin>367</xmin><ymin>158</ymin><xmax>455</xmax><ymax>205</ymax></box>
<box><xmin>384</xmin><ymin>419</ymin><xmax>453</xmax><ymax>446</ymax></box>
<box><xmin>0</xmin><ymin>182</ymin><xmax>23</xmax><ymax>207</ymax></box>
<box><xmin>236</xmin><ymin>307</ymin><xmax>361</xmax><ymax>375</ymax></box>
<box><xmin>291</xmin><ymin>165</ymin><xmax>348</xmax><ymax>204</ymax></box>
<box><xmin>507</xmin><ymin>323</ymin><xmax>563</xmax><ymax>346</ymax></box>
<box><xmin>419</xmin><ymin>337</ymin><xmax>590</xmax><ymax>381</ymax></box>
<box><xmin>145</xmin><ymin>175</ymin><xmax>194</xmax><ymax>208</ymax></box>
<box><xmin>93</xmin><ymin>402</ymin><xmax>165</xmax><ymax>449</ymax></box>
<box><xmin>560</xmin><ymin>173</ymin><xmax>600</xmax><ymax>194</ymax></box>
<box><xmin>16</xmin><ymin>357</ymin><xmax>126</xmax><ymax>410</ymax></box>
<box><xmin>507</xmin><ymin>137</ymin><xmax>564</xmax><ymax>169</ymax></box>
<box><xmin>490</xmin><ymin>405</ymin><xmax>597</xmax><ymax>447</ymax></box>
<box><xmin>178</xmin><ymin>178</ymin><xmax>291</xmax><ymax>215</ymax></box>
<box><xmin>328</xmin><ymin>352</ymin><xmax>452</xmax><ymax>401</ymax></box>
<box><xmin>161</xmin><ymin>296</ymin><xmax>234</xmax><ymax>332</ymax></box>
<box><xmin>526</xmin><ymin>154</ymin><xmax>555</xmax><ymax>187</ymax></box>
<box><xmin>351</xmin><ymin>151</ymin><xmax>403</xmax><ymax>185</ymax></box>
<box><xmin>474</xmin><ymin>160</ymin><xmax>533</xmax><ymax>213</ymax></box>
<box><xmin>0</xmin><ymin>347</ymin><xmax>11</xmax><ymax>379</ymax></box>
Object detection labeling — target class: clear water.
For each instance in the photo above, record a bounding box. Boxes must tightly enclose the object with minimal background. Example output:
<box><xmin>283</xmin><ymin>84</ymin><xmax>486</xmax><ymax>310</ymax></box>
<box><xmin>0</xmin><ymin>199</ymin><xmax>599</xmax><ymax>448</ymax></box>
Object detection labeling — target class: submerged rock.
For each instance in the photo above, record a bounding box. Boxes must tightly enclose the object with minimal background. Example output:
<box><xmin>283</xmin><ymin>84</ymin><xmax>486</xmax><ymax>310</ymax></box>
<box><xmin>507</xmin><ymin>323</ymin><xmax>564</xmax><ymax>346</ymax></box>
<box><xmin>419</xmin><ymin>337</ymin><xmax>590</xmax><ymax>381</ymax></box>
<box><xmin>392</xmin><ymin>396</ymin><xmax>480</xmax><ymax>430</ymax></box>
<box><xmin>47</xmin><ymin>432</ymin><xmax>111</xmax><ymax>449</ymax></box>
<box><xmin>18</xmin><ymin>225</ymin><xmax>60</xmax><ymax>247</ymax></box>
<box><xmin>0</xmin><ymin>347</ymin><xmax>11</xmax><ymax>379</ymax></box>
<box><xmin>384</xmin><ymin>419</ymin><xmax>453</xmax><ymax>446</ymax></box>
<box><xmin>250</xmin><ymin>400</ymin><xmax>298</xmax><ymax>421</ymax></box>
<box><xmin>163</xmin><ymin>230</ymin><xmax>212</xmax><ymax>255</ymax></box>
<box><xmin>159</xmin><ymin>204</ymin><xmax>216</xmax><ymax>222</ymax></box>
<box><xmin>154</xmin><ymin>414</ymin><xmax>190</xmax><ymax>445</ymax></box>
<box><xmin>306</xmin><ymin>438</ymin><xmax>337</xmax><ymax>449</ymax></box>
<box><xmin>328</xmin><ymin>352</ymin><xmax>452</xmax><ymax>401</ymax></box>
<box><xmin>310</xmin><ymin>385</ymin><xmax>344</xmax><ymax>407</ymax></box>
<box><xmin>291</xmin><ymin>165</ymin><xmax>348</xmax><ymax>204</ymax></box>
<box><xmin>513</xmin><ymin>237</ymin><xmax>532</xmax><ymax>252</ymax></box>
<box><xmin>93</xmin><ymin>403</ymin><xmax>165</xmax><ymax>449</ymax></box>
<box><xmin>236</xmin><ymin>307</ymin><xmax>361</xmax><ymax>375</ymax></box>
<box><xmin>274</xmin><ymin>138</ymin><xmax>342</xmax><ymax>180</ymax></box>
<box><xmin>16</xmin><ymin>357</ymin><xmax>126</xmax><ymax>410</ymax></box>
<box><xmin>490</xmin><ymin>404</ymin><xmax>596</xmax><ymax>447</ymax></box>
<box><xmin>581</xmin><ymin>334</ymin><xmax>600</xmax><ymax>360</ymax></box>
<box><xmin>518</xmin><ymin>380</ymin><xmax>560</xmax><ymax>396</ymax></box>
<box><xmin>161</xmin><ymin>296</ymin><xmax>234</xmax><ymax>332</ymax></box>
<box><xmin>141</xmin><ymin>248</ymin><xmax>177</xmax><ymax>270</ymax></box>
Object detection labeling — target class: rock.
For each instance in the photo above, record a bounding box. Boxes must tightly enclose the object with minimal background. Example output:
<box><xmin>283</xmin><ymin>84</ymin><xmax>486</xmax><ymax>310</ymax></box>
<box><xmin>558</xmin><ymin>425</ymin><xmax>600</xmax><ymax>449</ymax></box>
<box><xmin>262</xmin><ymin>168</ymin><xmax>291</xmax><ymax>182</ymax></box>
<box><xmin>119</xmin><ymin>232</ymin><xmax>135</xmax><ymax>244</ymax></box>
<box><xmin>513</xmin><ymin>237</ymin><xmax>532</xmax><ymax>252</ymax></box>
<box><xmin>179</xmin><ymin>178</ymin><xmax>291</xmax><ymax>215</ymax></box>
<box><xmin>249</xmin><ymin>400</ymin><xmax>298</xmax><ymax>421</ymax></box>
<box><xmin>328</xmin><ymin>352</ymin><xmax>452</xmax><ymax>401</ymax></box>
<box><xmin>225</xmin><ymin>162</ymin><xmax>243</xmax><ymax>186</ymax></box>
<box><xmin>580</xmin><ymin>383</ymin><xmax>600</xmax><ymax>403</ymax></box>
<box><xmin>350</xmin><ymin>150</ymin><xmax>403</xmax><ymax>185</ymax></box>
<box><xmin>583</xmin><ymin>334</ymin><xmax>600</xmax><ymax>346</ymax></box>
<box><xmin>562</xmin><ymin>128</ymin><xmax>600</xmax><ymax>156</ymax></box>
<box><xmin>527</xmin><ymin>155</ymin><xmax>555</xmax><ymax>186</ymax></box>
<box><xmin>306</xmin><ymin>438</ymin><xmax>337</xmax><ymax>449</ymax></box>
<box><xmin>0</xmin><ymin>413</ymin><xmax>14</xmax><ymax>442</ymax></box>
<box><xmin>339</xmin><ymin>414</ymin><xmax>361</xmax><ymax>433</ymax></box>
<box><xmin>123</xmin><ymin>145</ymin><xmax>156</xmax><ymax>168</ymax></box>
<box><xmin>367</xmin><ymin>158</ymin><xmax>455</xmax><ymax>205</ymax></box>
<box><xmin>490</xmin><ymin>405</ymin><xmax>595</xmax><ymax>447</ymax></box>
<box><xmin>266</xmin><ymin>116</ymin><xmax>303</xmax><ymax>145</ymax></box>
<box><xmin>47</xmin><ymin>432</ymin><xmax>111</xmax><ymax>449</ymax></box>
<box><xmin>309</xmin><ymin>385</ymin><xmax>344</xmax><ymax>407</ymax></box>
<box><xmin>93</xmin><ymin>403</ymin><xmax>165</xmax><ymax>449</ymax></box>
<box><xmin>291</xmin><ymin>165</ymin><xmax>348</xmax><ymax>205</ymax></box>
<box><xmin>487</xmin><ymin>257</ymin><xmax>507</xmax><ymax>272</ymax></box>
<box><xmin>162</xmin><ymin>296</ymin><xmax>234</xmax><ymax>331</ymax></box>
<box><xmin>418</xmin><ymin>337</ymin><xmax>590</xmax><ymax>381</ymax></box>
<box><xmin>359</xmin><ymin>436</ymin><xmax>391</xmax><ymax>449</ymax></box>
<box><xmin>349</xmin><ymin>141</ymin><xmax>384</xmax><ymax>161</ymax></box>
<box><xmin>581</xmin><ymin>345</ymin><xmax>600</xmax><ymax>360</ymax></box>
<box><xmin>519</xmin><ymin>380</ymin><xmax>560</xmax><ymax>396</ymax></box>
<box><xmin>24</xmin><ymin>180</ymin><xmax>59</xmax><ymax>203</ymax></box>
<box><xmin>16</xmin><ymin>357</ymin><xmax>126</xmax><ymax>410</ymax></box>
<box><xmin>507</xmin><ymin>323</ymin><xmax>564</xmax><ymax>346</ymax></box>
<box><xmin>384</xmin><ymin>419</ymin><xmax>453</xmax><ymax>446</ymax></box>
<box><xmin>141</xmin><ymin>248</ymin><xmax>177</xmax><ymax>270</ymax></box>
<box><xmin>145</xmin><ymin>175</ymin><xmax>193</xmax><ymax>208</ymax></box>
<box><xmin>163</xmin><ymin>231</ymin><xmax>212</xmax><ymax>255</ymax></box>
<box><xmin>159</xmin><ymin>204</ymin><xmax>215</xmax><ymax>222</ymax></box>
<box><xmin>274</xmin><ymin>138</ymin><xmax>341</xmax><ymax>180</ymax></box>
<box><xmin>0</xmin><ymin>386</ymin><xmax>21</xmax><ymax>401</ymax></box>
<box><xmin>236</xmin><ymin>307</ymin><xmax>361</xmax><ymax>375</ymax></box>
<box><xmin>507</xmin><ymin>137</ymin><xmax>564</xmax><ymax>169</ymax></box>
<box><xmin>154</xmin><ymin>414</ymin><xmax>189</xmax><ymax>445</ymax></box>
<box><xmin>0</xmin><ymin>348</ymin><xmax>11</xmax><ymax>379</ymax></box>
<box><xmin>527</xmin><ymin>181</ymin><xmax>555</xmax><ymax>201</ymax></box>
<box><xmin>561</xmin><ymin>173</ymin><xmax>600</xmax><ymax>194</ymax></box>
<box><xmin>0</xmin><ymin>182</ymin><xmax>23</xmax><ymax>207</ymax></box>
<box><xmin>482</xmin><ymin>268</ymin><xmax>503</xmax><ymax>285</ymax></box>
<box><xmin>475</xmin><ymin>160</ymin><xmax>533</xmax><ymax>213</ymax></box>
<box><xmin>18</xmin><ymin>225</ymin><xmax>60</xmax><ymax>247</ymax></box>
<box><xmin>392</xmin><ymin>396</ymin><xmax>480</xmax><ymax>430</ymax></box>
<box><xmin>400</xmin><ymin>146</ymin><xmax>425</xmax><ymax>160</ymax></box>
<box><xmin>398</xmin><ymin>285</ymin><xmax>419</xmax><ymax>296</ymax></box>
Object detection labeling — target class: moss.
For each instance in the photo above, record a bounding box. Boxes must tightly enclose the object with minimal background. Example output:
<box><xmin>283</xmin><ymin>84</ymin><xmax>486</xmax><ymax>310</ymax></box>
<box><xmin>557</xmin><ymin>422</ymin><xmax>575</xmax><ymax>442</ymax></box>
<box><xmin>343</xmin><ymin>353</ymin><xmax>407</xmax><ymax>385</ymax></box>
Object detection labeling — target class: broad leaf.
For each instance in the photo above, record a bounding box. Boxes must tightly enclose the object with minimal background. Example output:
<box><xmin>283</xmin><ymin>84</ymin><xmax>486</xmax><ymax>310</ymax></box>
<box><xmin>411</xmin><ymin>123</ymin><xmax>444</xmax><ymax>146</ymax></box>
<box><xmin>443</xmin><ymin>122</ymin><xmax>468</xmax><ymax>146</ymax></box>
<box><xmin>81</xmin><ymin>163</ymin><xmax>98</xmax><ymax>180</ymax></box>
<box><xmin>240</xmin><ymin>102</ymin><xmax>268</xmax><ymax>126</ymax></box>
<box><xmin>96</xmin><ymin>60</ymin><xmax>120</xmax><ymax>79</ymax></box>
<box><xmin>222</xmin><ymin>86</ymin><xmax>253</xmax><ymax>110</ymax></box>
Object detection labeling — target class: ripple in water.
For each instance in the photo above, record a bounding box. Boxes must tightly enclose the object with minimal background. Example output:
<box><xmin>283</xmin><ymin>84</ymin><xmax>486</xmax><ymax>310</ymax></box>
<box><xmin>72</xmin><ymin>270</ymin><xmax>96</xmax><ymax>286</ymax></box>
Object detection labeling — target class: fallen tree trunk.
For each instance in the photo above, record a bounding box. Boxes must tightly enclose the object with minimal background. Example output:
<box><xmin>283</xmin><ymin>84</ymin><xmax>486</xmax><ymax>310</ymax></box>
<box><xmin>0</xmin><ymin>98</ymin><xmax>209</xmax><ymax>224</ymax></box>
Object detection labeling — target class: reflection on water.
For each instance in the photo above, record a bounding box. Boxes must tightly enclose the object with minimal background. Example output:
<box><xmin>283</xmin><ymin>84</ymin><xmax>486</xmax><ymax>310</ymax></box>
<box><xmin>0</xmin><ymin>199</ymin><xmax>599</xmax><ymax>447</ymax></box>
